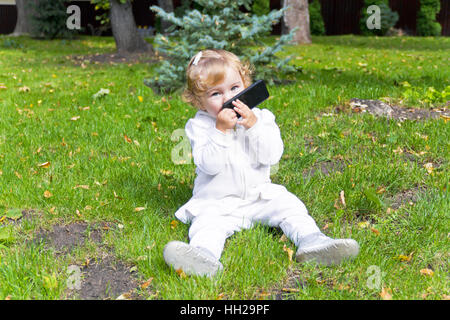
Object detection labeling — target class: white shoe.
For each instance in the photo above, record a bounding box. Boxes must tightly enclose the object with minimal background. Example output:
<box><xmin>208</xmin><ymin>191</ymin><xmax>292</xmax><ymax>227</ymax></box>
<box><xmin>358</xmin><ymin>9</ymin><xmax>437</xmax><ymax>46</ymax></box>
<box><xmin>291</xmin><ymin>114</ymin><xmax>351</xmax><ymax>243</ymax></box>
<box><xmin>163</xmin><ymin>241</ymin><xmax>223</xmax><ymax>277</ymax></box>
<box><xmin>295</xmin><ymin>233</ymin><xmax>359</xmax><ymax>266</ymax></box>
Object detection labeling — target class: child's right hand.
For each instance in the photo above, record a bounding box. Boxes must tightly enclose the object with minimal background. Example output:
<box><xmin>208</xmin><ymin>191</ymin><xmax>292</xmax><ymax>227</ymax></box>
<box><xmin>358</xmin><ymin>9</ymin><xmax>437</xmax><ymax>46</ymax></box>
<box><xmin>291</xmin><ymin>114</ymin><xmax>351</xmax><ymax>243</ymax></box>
<box><xmin>215</xmin><ymin>108</ymin><xmax>237</xmax><ymax>133</ymax></box>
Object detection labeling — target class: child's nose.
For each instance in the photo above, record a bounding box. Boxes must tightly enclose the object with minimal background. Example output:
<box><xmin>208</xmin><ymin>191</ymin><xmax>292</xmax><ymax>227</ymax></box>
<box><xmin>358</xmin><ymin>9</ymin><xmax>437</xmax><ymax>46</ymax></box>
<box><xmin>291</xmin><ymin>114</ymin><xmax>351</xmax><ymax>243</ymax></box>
<box><xmin>223</xmin><ymin>91</ymin><xmax>234</xmax><ymax>102</ymax></box>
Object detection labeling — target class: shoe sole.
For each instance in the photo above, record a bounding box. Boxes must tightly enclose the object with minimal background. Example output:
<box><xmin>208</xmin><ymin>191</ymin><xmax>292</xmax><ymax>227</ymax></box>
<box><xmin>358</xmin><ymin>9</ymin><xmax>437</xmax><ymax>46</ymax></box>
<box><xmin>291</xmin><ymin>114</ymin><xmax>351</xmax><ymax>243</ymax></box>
<box><xmin>295</xmin><ymin>239</ymin><xmax>359</xmax><ymax>266</ymax></box>
<box><xmin>163</xmin><ymin>241</ymin><xmax>223</xmax><ymax>277</ymax></box>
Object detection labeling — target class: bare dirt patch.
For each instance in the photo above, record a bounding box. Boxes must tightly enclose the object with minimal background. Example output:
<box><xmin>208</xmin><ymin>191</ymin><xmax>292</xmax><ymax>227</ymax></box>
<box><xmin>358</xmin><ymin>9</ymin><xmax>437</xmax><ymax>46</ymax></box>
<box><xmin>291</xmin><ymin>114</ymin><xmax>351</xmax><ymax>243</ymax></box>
<box><xmin>34</xmin><ymin>221</ymin><xmax>109</xmax><ymax>253</ymax></box>
<box><xmin>386</xmin><ymin>185</ymin><xmax>428</xmax><ymax>210</ymax></box>
<box><xmin>33</xmin><ymin>222</ymin><xmax>149</xmax><ymax>300</ymax></box>
<box><xmin>68</xmin><ymin>255</ymin><xmax>140</xmax><ymax>300</ymax></box>
<box><xmin>302</xmin><ymin>159</ymin><xmax>348</xmax><ymax>178</ymax></box>
<box><xmin>271</xmin><ymin>268</ymin><xmax>307</xmax><ymax>300</ymax></box>
<box><xmin>335</xmin><ymin>99</ymin><xmax>449</xmax><ymax>121</ymax></box>
<box><xmin>2</xmin><ymin>208</ymin><xmax>40</xmax><ymax>225</ymax></box>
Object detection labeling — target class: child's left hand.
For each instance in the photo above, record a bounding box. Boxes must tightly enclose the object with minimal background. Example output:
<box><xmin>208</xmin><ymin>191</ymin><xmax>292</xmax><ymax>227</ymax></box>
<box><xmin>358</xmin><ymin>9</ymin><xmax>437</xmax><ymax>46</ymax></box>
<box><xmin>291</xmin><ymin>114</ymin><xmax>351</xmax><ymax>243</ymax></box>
<box><xmin>232</xmin><ymin>99</ymin><xmax>257</xmax><ymax>130</ymax></box>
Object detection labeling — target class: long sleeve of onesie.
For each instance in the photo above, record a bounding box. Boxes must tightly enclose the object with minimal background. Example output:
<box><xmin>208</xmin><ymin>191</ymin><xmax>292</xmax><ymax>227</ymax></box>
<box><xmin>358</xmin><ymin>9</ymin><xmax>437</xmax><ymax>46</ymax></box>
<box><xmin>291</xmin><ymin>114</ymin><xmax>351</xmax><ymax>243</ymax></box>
<box><xmin>245</xmin><ymin>108</ymin><xmax>284</xmax><ymax>166</ymax></box>
<box><xmin>185</xmin><ymin>117</ymin><xmax>232</xmax><ymax>176</ymax></box>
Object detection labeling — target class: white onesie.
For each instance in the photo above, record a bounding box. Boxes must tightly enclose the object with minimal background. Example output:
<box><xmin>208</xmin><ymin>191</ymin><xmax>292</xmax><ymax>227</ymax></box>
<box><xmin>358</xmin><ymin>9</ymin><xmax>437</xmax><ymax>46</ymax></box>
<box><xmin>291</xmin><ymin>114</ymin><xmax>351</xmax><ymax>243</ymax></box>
<box><xmin>174</xmin><ymin>108</ymin><xmax>321</xmax><ymax>260</ymax></box>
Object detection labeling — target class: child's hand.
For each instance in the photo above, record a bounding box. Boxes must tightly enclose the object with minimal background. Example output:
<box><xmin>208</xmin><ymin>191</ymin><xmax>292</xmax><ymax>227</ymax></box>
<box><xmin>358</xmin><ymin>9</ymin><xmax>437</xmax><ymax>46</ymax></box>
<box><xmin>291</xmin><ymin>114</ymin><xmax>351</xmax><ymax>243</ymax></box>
<box><xmin>233</xmin><ymin>100</ymin><xmax>257</xmax><ymax>130</ymax></box>
<box><xmin>216</xmin><ymin>108</ymin><xmax>238</xmax><ymax>133</ymax></box>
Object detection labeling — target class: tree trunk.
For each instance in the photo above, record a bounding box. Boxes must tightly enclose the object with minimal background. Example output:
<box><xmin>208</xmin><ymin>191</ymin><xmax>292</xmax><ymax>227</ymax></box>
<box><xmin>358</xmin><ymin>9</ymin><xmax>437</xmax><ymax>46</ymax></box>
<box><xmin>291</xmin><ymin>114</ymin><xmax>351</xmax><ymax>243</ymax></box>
<box><xmin>12</xmin><ymin>0</ymin><xmax>37</xmax><ymax>36</ymax></box>
<box><xmin>109</xmin><ymin>0</ymin><xmax>152</xmax><ymax>54</ymax></box>
<box><xmin>283</xmin><ymin>0</ymin><xmax>311</xmax><ymax>44</ymax></box>
<box><xmin>157</xmin><ymin>0</ymin><xmax>174</xmax><ymax>35</ymax></box>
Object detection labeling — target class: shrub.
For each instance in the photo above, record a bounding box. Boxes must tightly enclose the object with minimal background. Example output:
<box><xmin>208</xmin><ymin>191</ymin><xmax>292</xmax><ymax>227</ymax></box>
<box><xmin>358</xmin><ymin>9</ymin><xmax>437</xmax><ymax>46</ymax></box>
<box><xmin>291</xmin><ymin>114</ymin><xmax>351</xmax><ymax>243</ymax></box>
<box><xmin>417</xmin><ymin>0</ymin><xmax>442</xmax><ymax>36</ymax></box>
<box><xmin>252</xmin><ymin>0</ymin><xmax>270</xmax><ymax>16</ymax></box>
<box><xmin>309</xmin><ymin>0</ymin><xmax>325</xmax><ymax>36</ymax></box>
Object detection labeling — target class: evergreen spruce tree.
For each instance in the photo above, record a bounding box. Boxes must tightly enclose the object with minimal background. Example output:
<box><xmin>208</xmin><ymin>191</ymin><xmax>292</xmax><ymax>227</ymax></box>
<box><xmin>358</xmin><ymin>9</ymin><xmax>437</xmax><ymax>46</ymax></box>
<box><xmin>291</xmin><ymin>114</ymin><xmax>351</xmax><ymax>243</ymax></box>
<box><xmin>144</xmin><ymin>0</ymin><xmax>296</xmax><ymax>94</ymax></box>
<box><xmin>30</xmin><ymin>0</ymin><xmax>77</xmax><ymax>39</ymax></box>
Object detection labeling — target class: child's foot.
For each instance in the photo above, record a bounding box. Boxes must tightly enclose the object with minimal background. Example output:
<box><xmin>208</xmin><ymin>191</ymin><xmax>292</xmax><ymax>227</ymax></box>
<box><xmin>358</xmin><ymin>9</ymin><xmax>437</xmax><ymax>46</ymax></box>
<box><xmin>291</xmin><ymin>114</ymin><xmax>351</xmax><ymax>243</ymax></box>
<box><xmin>295</xmin><ymin>232</ymin><xmax>359</xmax><ymax>266</ymax></box>
<box><xmin>163</xmin><ymin>241</ymin><xmax>223</xmax><ymax>277</ymax></box>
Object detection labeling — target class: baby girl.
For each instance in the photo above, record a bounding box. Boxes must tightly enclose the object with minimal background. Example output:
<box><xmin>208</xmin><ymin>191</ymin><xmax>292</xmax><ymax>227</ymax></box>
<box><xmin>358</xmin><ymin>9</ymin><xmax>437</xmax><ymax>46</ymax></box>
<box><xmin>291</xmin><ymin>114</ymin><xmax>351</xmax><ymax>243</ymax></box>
<box><xmin>163</xmin><ymin>49</ymin><xmax>359</xmax><ymax>277</ymax></box>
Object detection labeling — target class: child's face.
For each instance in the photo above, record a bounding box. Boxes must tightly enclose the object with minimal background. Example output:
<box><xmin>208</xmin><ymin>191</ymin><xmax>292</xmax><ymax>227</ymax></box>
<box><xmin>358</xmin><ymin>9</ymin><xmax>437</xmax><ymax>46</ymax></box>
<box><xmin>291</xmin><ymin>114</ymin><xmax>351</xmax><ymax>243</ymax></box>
<box><xmin>200</xmin><ymin>66</ymin><xmax>245</xmax><ymax>118</ymax></box>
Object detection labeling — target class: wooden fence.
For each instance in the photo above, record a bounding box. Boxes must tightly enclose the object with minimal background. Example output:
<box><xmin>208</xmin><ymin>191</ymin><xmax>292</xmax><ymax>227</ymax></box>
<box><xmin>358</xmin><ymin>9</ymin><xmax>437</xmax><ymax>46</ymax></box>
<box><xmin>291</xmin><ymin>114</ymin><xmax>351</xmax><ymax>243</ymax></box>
<box><xmin>1</xmin><ymin>0</ymin><xmax>449</xmax><ymax>36</ymax></box>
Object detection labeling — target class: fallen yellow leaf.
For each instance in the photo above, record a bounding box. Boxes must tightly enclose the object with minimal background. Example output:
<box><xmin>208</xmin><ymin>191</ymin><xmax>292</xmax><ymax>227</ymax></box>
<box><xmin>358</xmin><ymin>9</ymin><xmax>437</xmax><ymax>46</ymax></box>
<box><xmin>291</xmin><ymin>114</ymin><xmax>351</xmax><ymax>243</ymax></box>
<box><xmin>170</xmin><ymin>220</ymin><xmax>179</xmax><ymax>229</ymax></box>
<box><xmin>420</xmin><ymin>268</ymin><xmax>434</xmax><ymax>277</ymax></box>
<box><xmin>116</xmin><ymin>293</ymin><xmax>132</xmax><ymax>300</ymax></box>
<box><xmin>70</xmin><ymin>116</ymin><xmax>80</xmax><ymax>121</ymax></box>
<box><xmin>140</xmin><ymin>278</ymin><xmax>153</xmax><ymax>289</ymax></box>
<box><xmin>134</xmin><ymin>207</ymin><xmax>146</xmax><ymax>212</ymax></box>
<box><xmin>37</xmin><ymin>161</ymin><xmax>51</xmax><ymax>168</ymax></box>
<box><xmin>123</xmin><ymin>134</ymin><xmax>132</xmax><ymax>143</ymax></box>
<box><xmin>397</xmin><ymin>252</ymin><xmax>413</xmax><ymax>262</ymax></box>
<box><xmin>283</xmin><ymin>244</ymin><xmax>294</xmax><ymax>262</ymax></box>
<box><xmin>358</xmin><ymin>221</ymin><xmax>370</xmax><ymax>229</ymax></box>
<box><xmin>370</xmin><ymin>227</ymin><xmax>380</xmax><ymax>236</ymax></box>
<box><xmin>160</xmin><ymin>169</ymin><xmax>173</xmax><ymax>176</ymax></box>
<box><xmin>423</xmin><ymin>163</ymin><xmax>434</xmax><ymax>174</ymax></box>
<box><xmin>19</xmin><ymin>86</ymin><xmax>30</xmax><ymax>92</ymax></box>
<box><xmin>376</xmin><ymin>186</ymin><xmax>386</xmax><ymax>194</ymax></box>
<box><xmin>380</xmin><ymin>287</ymin><xmax>392</xmax><ymax>300</ymax></box>
<box><xmin>440</xmin><ymin>115</ymin><xmax>450</xmax><ymax>123</ymax></box>
<box><xmin>176</xmin><ymin>268</ymin><xmax>187</xmax><ymax>278</ymax></box>
<box><xmin>398</xmin><ymin>255</ymin><xmax>410</xmax><ymax>262</ymax></box>
<box><xmin>43</xmin><ymin>190</ymin><xmax>52</xmax><ymax>198</ymax></box>
<box><xmin>339</xmin><ymin>190</ymin><xmax>346</xmax><ymax>208</ymax></box>
<box><xmin>73</xmin><ymin>185</ymin><xmax>89</xmax><ymax>190</ymax></box>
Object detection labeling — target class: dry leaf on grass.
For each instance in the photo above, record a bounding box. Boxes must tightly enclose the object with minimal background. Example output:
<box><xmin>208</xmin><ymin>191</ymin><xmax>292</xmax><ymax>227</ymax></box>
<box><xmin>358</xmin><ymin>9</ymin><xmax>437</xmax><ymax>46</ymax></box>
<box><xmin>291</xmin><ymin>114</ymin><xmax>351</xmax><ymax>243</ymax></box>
<box><xmin>339</xmin><ymin>190</ymin><xmax>346</xmax><ymax>207</ymax></box>
<box><xmin>176</xmin><ymin>268</ymin><xmax>187</xmax><ymax>279</ymax></box>
<box><xmin>140</xmin><ymin>278</ymin><xmax>153</xmax><ymax>290</ymax></box>
<box><xmin>420</xmin><ymin>268</ymin><xmax>434</xmax><ymax>277</ymax></box>
<box><xmin>380</xmin><ymin>287</ymin><xmax>392</xmax><ymax>300</ymax></box>
<box><xmin>283</xmin><ymin>244</ymin><xmax>294</xmax><ymax>262</ymax></box>
<box><xmin>170</xmin><ymin>220</ymin><xmax>179</xmax><ymax>229</ymax></box>
<box><xmin>423</xmin><ymin>163</ymin><xmax>434</xmax><ymax>174</ymax></box>
<box><xmin>37</xmin><ymin>161</ymin><xmax>51</xmax><ymax>168</ymax></box>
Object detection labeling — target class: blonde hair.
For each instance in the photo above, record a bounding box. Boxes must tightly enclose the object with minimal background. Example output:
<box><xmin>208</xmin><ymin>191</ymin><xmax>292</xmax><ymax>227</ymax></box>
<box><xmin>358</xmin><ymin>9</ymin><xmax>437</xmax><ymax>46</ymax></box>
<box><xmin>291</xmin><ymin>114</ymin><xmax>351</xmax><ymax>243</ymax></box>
<box><xmin>182</xmin><ymin>49</ymin><xmax>253</xmax><ymax>110</ymax></box>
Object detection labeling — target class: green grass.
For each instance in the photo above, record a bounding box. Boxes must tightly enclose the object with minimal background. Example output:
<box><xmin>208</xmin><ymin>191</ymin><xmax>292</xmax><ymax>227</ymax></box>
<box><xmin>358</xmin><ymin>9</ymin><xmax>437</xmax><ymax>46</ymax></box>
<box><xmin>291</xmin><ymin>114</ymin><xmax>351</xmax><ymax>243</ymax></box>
<box><xmin>0</xmin><ymin>35</ymin><xmax>449</xmax><ymax>300</ymax></box>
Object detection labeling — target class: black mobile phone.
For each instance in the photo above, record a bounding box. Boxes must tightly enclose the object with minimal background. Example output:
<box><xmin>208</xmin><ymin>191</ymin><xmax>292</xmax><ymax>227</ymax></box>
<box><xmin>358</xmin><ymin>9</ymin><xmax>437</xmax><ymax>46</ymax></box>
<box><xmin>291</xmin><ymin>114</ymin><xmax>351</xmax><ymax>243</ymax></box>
<box><xmin>222</xmin><ymin>80</ymin><xmax>269</xmax><ymax>118</ymax></box>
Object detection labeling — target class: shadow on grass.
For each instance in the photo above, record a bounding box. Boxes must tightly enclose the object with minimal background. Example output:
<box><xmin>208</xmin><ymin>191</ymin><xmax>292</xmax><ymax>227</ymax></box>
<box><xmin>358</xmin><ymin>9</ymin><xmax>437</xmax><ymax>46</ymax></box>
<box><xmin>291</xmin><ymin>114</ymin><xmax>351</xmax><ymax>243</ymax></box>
<box><xmin>108</xmin><ymin>171</ymin><xmax>193</xmax><ymax>218</ymax></box>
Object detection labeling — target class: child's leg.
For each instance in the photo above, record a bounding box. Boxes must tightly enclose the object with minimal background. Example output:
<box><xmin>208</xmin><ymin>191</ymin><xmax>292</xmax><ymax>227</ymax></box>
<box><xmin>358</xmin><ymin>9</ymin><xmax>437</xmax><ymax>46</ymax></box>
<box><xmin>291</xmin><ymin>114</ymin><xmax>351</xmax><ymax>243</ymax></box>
<box><xmin>251</xmin><ymin>191</ymin><xmax>322</xmax><ymax>246</ymax></box>
<box><xmin>163</xmin><ymin>214</ymin><xmax>248</xmax><ymax>277</ymax></box>
<box><xmin>251</xmin><ymin>190</ymin><xmax>359</xmax><ymax>265</ymax></box>
<box><xmin>188</xmin><ymin>214</ymin><xmax>249</xmax><ymax>260</ymax></box>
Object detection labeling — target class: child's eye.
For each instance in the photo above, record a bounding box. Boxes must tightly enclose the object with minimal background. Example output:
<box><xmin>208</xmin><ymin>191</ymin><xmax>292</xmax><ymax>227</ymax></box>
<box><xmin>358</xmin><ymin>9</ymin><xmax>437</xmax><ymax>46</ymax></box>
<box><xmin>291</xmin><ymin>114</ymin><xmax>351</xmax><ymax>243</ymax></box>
<box><xmin>210</xmin><ymin>92</ymin><xmax>220</xmax><ymax>97</ymax></box>
<box><xmin>231</xmin><ymin>86</ymin><xmax>239</xmax><ymax>91</ymax></box>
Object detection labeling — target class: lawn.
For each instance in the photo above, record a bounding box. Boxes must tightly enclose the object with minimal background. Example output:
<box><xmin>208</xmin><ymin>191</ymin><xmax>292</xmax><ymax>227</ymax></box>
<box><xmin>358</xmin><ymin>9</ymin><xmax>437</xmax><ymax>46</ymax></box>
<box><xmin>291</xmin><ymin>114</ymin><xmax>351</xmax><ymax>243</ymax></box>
<box><xmin>0</xmin><ymin>34</ymin><xmax>448</xmax><ymax>300</ymax></box>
